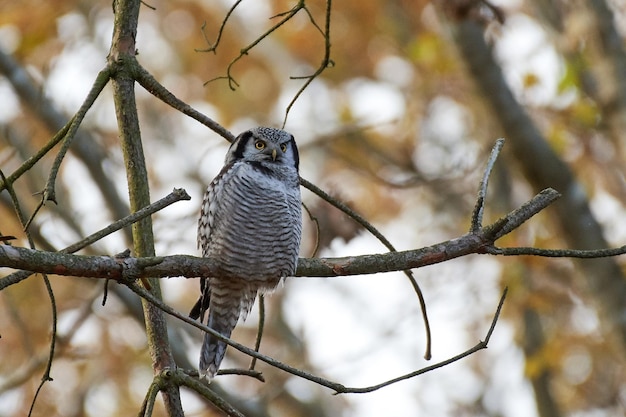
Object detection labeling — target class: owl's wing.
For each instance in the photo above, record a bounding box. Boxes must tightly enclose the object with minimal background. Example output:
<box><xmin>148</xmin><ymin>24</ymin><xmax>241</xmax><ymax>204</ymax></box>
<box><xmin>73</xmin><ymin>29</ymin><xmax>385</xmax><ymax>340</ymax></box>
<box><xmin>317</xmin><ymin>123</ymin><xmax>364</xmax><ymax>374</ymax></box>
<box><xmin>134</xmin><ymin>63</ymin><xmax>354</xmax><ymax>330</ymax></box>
<box><xmin>193</xmin><ymin>163</ymin><xmax>236</xmax><ymax>321</ymax></box>
<box><xmin>197</xmin><ymin>162</ymin><xmax>236</xmax><ymax>253</ymax></box>
<box><xmin>197</xmin><ymin>184</ymin><xmax>214</xmax><ymax>253</ymax></box>
<box><xmin>192</xmin><ymin>181</ymin><xmax>215</xmax><ymax>321</ymax></box>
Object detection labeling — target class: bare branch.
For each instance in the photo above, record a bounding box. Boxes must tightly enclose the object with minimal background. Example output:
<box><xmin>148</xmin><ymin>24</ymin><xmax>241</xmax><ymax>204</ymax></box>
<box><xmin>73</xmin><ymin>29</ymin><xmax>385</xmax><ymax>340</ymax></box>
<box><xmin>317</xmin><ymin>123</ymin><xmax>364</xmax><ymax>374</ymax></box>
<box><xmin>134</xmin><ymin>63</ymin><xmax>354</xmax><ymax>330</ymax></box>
<box><xmin>5</xmin><ymin>187</ymin><xmax>617</xmax><ymax>285</ymax></box>
<box><xmin>0</xmin><ymin>121</ymin><xmax>70</xmax><ymax>193</ymax></box>
<box><xmin>448</xmin><ymin>10</ymin><xmax>626</xmax><ymax>349</ymax></box>
<box><xmin>0</xmin><ymin>48</ymin><xmax>131</xmax><ymax>230</ymax></box>
<box><xmin>43</xmin><ymin>68</ymin><xmax>112</xmax><ymax>204</ymax></box>
<box><xmin>2</xmin><ymin>166</ymin><xmax>58</xmax><ymax>417</ymax></box>
<box><xmin>109</xmin><ymin>0</ymin><xmax>184</xmax><ymax>413</ymax></box>
<box><xmin>173</xmin><ymin>370</ymin><xmax>247</xmax><ymax>417</ymax></box>
<box><xmin>301</xmin><ymin>177</ymin><xmax>432</xmax><ymax>359</ymax></box>
<box><xmin>470</xmin><ymin>138</ymin><xmax>505</xmax><ymax>232</ymax></box>
<box><xmin>202</xmin><ymin>0</ymin><xmax>314</xmax><ymax>91</ymax></box>
<box><xmin>127</xmin><ymin>281</ymin><xmax>348</xmax><ymax>393</ymax></box>
<box><xmin>0</xmin><ymin>189</ymin><xmax>191</xmax><ymax>291</ymax></box>
<box><xmin>138</xmin><ymin>379</ymin><xmax>161</xmax><ymax>417</ymax></box>
<box><xmin>133</xmin><ymin>62</ymin><xmax>235</xmax><ymax>142</ymax></box>
<box><xmin>125</xmin><ymin>280</ymin><xmax>507</xmax><ymax>395</ymax></box>
<box><xmin>249</xmin><ymin>294</ymin><xmax>266</xmax><ymax>372</ymax></box>
<box><xmin>333</xmin><ymin>288</ymin><xmax>508</xmax><ymax>394</ymax></box>
<box><xmin>195</xmin><ymin>0</ymin><xmax>244</xmax><ymax>54</ymax></box>
<box><xmin>485</xmin><ymin>188</ymin><xmax>560</xmax><ymax>240</ymax></box>
<box><xmin>283</xmin><ymin>0</ymin><xmax>333</xmax><ymax>126</ymax></box>
<box><xmin>487</xmin><ymin>245</ymin><xmax>626</xmax><ymax>258</ymax></box>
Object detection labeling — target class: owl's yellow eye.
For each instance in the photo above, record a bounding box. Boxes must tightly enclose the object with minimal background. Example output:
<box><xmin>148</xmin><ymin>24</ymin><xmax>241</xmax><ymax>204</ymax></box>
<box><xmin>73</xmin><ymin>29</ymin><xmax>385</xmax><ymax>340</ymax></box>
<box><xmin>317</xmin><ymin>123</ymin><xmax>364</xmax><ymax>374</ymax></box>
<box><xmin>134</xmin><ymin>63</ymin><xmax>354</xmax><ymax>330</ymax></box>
<box><xmin>255</xmin><ymin>140</ymin><xmax>266</xmax><ymax>150</ymax></box>
<box><xmin>280</xmin><ymin>143</ymin><xmax>287</xmax><ymax>153</ymax></box>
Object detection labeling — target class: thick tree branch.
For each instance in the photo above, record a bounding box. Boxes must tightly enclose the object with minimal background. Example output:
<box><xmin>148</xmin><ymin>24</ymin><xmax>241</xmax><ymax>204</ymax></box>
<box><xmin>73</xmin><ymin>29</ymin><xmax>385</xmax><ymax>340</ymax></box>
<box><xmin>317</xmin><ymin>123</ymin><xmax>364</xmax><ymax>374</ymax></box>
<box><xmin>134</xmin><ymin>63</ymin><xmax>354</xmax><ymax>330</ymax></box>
<box><xmin>5</xmin><ymin>187</ymin><xmax>624</xmax><ymax>283</ymax></box>
<box><xmin>109</xmin><ymin>0</ymin><xmax>183</xmax><ymax>414</ymax></box>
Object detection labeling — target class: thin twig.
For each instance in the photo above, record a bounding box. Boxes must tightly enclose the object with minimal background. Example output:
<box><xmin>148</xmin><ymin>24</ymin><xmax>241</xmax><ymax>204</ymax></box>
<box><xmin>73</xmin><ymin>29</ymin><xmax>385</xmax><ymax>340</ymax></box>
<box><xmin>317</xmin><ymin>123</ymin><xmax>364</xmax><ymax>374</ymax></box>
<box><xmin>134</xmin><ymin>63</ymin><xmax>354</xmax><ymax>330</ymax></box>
<box><xmin>1</xmin><ymin>49</ymin><xmax>130</xmax><ymax>236</ymax></box>
<box><xmin>0</xmin><ymin>121</ymin><xmax>71</xmax><ymax>193</ymax></box>
<box><xmin>43</xmin><ymin>67</ymin><xmax>112</xmax><ymax>204</ymax></box>
<box><xmin>182</xmin><ymin>367</ymin><xmax>263</xmax><ymax>380</ymax></box>
<box><xmin>1</xmin><ymin>171</ymin><xmax>58</xmax><ymax>417</ymax></box>
<box><xmin>487</xmin><ymin>245</ymin><xmax>626</xmax><ymax>258</ymax></box>
<box><xmin>204</xmin><ymin>0</ymin><xmax>308</xmax><ymax>91</ymax></box>
<box><xmin>485</xmin><ymin>287</ymin><xmax>507</xmax><ymax>342</ymax></box>
<box><xmin>140</xmin><ymin>0</ymin><xmax>156</xmax><ymax>11</ymax></box>
<box><xmin>127</xmin><ymin>282</ymin><xmax>346</xmax><ymax>392</ymax></box>
<box><xmin>138</xmin><ymin>380</ymin><xmax>161</xmax><ymax>417</ymax></box>
<box><xmin>195</xmin><ymin>0</ymin><xmax>244</xmax><ymax>53</ymax></box>
<box><xmin>65</xmin><ymin>188</ymin><xmax>190</xmax><ymax>253</ymax></box>
<box><xmin>283</xmin><ymin>0</ymin><xmax>333</xmax><ymax>126</ymax></box>
<box><xmin>302</xmin><ymin>201</ymin><xmax>321</xmax><ymax>257</ymax></box>
<box><xmin>0</xmin><ymin>189</ymin><xmax>190</xmax><ymax>291</ymax></box>
<box><xmin>470</xmin><ymin>138</ymin><xmax>505</xmax><ymax>232</ymax></box>
<box><xmin>334</xmin><ymin>288</ymin><xmax>507</xmax><ymax>394</ymax></box>
<box><xmin>216</xmin><ymin>368</ymin><xmax>265</xmax><ymax>381</ymax></box>
<box><xmin>28</xmin><ymin>273</ymin><xmax>56</xmax><ymax>417</ymax></box>
<box><xmin>128</xmin><ymin>281</ymin><xmax>507</xmax><ymax>394</ymax></box>
<box><xmin>0</xmin><ymin>49</ymin><xmax>73</xmax><ymax>192</ymax></box>
<box><xmin>483</xmin><ymin>188</ymin><xmax>561</xmax><ymax>240</ymax></box>
<box><xmin>300</xmin><ymin>177</ymin><xmax>433</xmax><ymax>359</ymax></box>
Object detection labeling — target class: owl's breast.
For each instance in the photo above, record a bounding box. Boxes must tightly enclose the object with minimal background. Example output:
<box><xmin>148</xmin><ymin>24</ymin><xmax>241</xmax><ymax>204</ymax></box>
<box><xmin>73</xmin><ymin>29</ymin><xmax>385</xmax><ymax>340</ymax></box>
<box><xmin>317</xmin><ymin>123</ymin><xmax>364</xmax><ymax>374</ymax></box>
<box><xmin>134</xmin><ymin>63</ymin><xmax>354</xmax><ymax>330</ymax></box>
<box><xmin>207</xmin><ymin>163</ymin><xmax>302</xmax><ymax>280</ymax></box>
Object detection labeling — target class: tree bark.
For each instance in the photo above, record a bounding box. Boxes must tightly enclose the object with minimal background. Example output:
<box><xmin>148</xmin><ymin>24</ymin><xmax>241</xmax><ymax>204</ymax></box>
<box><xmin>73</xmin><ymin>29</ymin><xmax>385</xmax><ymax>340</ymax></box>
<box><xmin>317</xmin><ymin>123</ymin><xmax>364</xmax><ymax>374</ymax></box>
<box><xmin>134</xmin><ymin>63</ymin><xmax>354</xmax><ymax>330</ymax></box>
<box><xmin>109</xmin><ymin>0</ymin><xmax>183</xmax><ymax>415</ymax></box>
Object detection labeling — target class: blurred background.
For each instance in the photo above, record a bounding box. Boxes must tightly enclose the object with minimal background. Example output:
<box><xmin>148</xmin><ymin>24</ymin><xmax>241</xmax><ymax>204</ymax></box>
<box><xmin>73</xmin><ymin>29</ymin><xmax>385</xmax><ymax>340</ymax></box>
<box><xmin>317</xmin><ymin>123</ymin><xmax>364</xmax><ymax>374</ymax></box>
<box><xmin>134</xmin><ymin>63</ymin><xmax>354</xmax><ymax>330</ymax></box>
<box><xmin>1</xmin><ymin>0</ymin><xmax>626</xmax><ymax>416</ymax></box>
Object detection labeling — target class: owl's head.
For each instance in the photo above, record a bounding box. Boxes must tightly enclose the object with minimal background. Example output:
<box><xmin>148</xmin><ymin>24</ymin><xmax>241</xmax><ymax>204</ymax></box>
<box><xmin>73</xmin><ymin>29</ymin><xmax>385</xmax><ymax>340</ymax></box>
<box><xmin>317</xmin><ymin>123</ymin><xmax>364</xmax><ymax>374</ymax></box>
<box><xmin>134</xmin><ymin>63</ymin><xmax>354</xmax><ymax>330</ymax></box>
<box><xmin>226</xmin><ymin>127</ymin><xmax>299</xmax><ymax>171</ymax></box>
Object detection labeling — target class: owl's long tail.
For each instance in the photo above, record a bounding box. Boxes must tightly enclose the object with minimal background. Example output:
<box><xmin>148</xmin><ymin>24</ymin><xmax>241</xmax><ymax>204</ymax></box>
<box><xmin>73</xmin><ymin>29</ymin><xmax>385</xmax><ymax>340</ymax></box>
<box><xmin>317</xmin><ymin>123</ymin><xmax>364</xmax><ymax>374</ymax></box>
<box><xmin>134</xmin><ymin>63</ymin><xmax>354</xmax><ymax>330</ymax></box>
<box><xmin>199</xmin><ymin>279</ymin><xmax>257</xmax><ymax>381</ymax></box>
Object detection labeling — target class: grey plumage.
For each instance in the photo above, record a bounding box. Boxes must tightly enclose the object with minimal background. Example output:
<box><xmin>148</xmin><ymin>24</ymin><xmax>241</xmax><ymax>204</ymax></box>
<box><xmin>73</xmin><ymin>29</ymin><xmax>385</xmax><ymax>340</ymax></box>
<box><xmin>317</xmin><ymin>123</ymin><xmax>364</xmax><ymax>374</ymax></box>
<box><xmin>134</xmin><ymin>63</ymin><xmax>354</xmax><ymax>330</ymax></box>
<box><xmin>191</xmin><ymin>127</ymin><xmax>302</xmax><ymax>380</ymax></box>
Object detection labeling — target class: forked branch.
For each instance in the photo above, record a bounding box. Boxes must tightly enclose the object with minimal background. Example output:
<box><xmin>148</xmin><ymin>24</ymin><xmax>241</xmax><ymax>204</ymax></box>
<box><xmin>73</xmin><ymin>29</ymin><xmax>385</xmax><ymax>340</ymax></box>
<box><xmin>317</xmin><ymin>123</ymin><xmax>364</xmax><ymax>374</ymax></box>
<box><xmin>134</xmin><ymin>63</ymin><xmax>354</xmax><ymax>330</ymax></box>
<box><xmin>126</xmin><ymin>280</ymin><xmax>506</xmax><ymax>394</ymax></box>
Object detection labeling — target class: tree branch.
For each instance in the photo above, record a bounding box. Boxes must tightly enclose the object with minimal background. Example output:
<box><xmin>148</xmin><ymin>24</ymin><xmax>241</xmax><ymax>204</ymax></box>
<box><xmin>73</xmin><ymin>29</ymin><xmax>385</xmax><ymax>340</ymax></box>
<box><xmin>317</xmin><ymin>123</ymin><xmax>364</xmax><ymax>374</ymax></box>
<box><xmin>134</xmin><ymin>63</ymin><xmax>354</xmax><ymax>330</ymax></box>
<box><xmin>123</xmin><ymin>279</ymin><xmax>508</xmax><ymax>395</ymax></box>
<box><xmin>109</xmin><ymin>0</ymin><xmax>183</xmax><ymax>414</ymax></box>
<box><xmin>334</xmin><ymin>288</ymin><xmax>508</xmax><ymax>394</ymax></box>
<box><xmin>204</xmin><ymin>0</ymin><xmax>309</xmax><ymax>90</ymax></box>
<box><xmin>282</xmin><ymin>0</ymin><xmax>333</xmax><ymax>126</ymax></box>
<box><xmin>133</xmin><ymin>62</ymin><xmax>235</xmax><ymax>142</ymax></box>
<box><xmin>43</xmin><ymin>68</ymin><xmax>112</xmax><ymax>204</ymax></box>
<box><xmin>0</xmin><ymin>189</ymin><xmax>190</xmax><ymax>291</ymax></box>
<box><xmin>446</xmin><ymin>9</ymin><xmax>626</xmax><ymax>349</ymax></box>
<box><xmin>4</xmin><ymin>187</ymin><xmax>622</xmax><ymax>283</ymax></box>
<box><xmin>0</xmin><ymin>48</ymin><xmax>131</xmax><ymax>235</ymax></box>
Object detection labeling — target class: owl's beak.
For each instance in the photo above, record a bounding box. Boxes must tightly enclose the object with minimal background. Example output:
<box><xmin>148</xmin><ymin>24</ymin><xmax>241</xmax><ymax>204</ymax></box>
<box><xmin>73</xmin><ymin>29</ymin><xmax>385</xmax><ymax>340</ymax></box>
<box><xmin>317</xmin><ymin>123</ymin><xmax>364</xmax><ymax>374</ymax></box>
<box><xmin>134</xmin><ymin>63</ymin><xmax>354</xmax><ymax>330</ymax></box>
<box><xmin>271</xmin><ymin>148</ymin><xmax>277</xmax><ymax>161</ymax></box>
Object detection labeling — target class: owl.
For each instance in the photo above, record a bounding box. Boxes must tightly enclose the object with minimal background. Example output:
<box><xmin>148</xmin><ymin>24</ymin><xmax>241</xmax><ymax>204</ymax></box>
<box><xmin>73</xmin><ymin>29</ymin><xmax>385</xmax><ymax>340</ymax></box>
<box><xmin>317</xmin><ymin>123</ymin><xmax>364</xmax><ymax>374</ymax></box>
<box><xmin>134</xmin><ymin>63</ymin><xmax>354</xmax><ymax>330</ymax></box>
<box><xmin>190</xmin><ymin>127</ymin><xmax>302</xmax><ymax>380</ymax></box>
